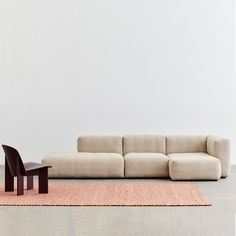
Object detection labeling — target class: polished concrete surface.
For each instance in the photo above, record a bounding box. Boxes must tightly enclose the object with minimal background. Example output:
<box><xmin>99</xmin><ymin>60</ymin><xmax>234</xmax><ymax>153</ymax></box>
<box><xmin>0</xmin><ymin>165</ymin><xmax>236</xmax><ymax>236</ymax></box>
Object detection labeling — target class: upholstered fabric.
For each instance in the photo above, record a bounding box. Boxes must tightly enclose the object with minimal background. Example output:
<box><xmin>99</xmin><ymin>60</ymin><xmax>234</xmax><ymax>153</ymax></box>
<box><xmin>124</xmin><ymin>153</ymin><xmax>169</xmax><ymax>178</ymax></box>
<box><xmin>77</xmin><ymin>135</ymin><xmax>123</xmax><ymax>154</ymax></box>
<box><xmin>123</xmin><ymin>135</ymin><xmax>166</xmax><ymax>155</ymax></box>
<box><xmin>42</xmin><ymin>152</ymin><xmax>124</xmax><ymax>178</ymax></box>
<box><xmin>41</xmin><ymin>134</ymin><xmax>230</xmax><ymax>180</ymax></box>
<box><xmin>168</xmin><ymin>153</ymin><xmax>221</xmax><ymax>180</ymax></box>
<box><xmin>207</xmin><ymin>136</ymin><xmax>231</xmax><ymax>177</ymax></box>
<box><xmin>166</xmin><ymin>135</ymin><xmax>207</xmax><ymax>154</ymax></box>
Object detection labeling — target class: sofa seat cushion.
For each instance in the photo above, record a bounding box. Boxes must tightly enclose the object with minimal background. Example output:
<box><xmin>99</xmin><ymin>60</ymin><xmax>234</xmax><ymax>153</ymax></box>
<box><xmin>168</xmin><ymin>153</ymin><xmax>221</xmax><ymax>180</ymax></box>
<box><xmin>124</xmin><ymin>153</ymin><xmax>169</xmax><ymax>178</ymax></box>
<box><xmin>42</xmin><ymin>152</ymin><xmax>124</xmax><ymax>178</ymax></box>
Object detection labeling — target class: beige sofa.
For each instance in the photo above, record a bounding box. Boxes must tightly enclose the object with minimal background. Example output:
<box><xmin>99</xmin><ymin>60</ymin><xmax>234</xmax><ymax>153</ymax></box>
<box><xmin>42</xmin><ymin>135</ymin><xmax>230</xmax><ymax>180</ymax></box>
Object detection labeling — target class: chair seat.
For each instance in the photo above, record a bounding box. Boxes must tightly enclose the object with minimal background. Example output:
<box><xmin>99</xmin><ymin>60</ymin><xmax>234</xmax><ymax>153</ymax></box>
<box><xmin>24</xmin><ymin>162</ymin><xmax>51</xmax><ymax>172</ymax></box>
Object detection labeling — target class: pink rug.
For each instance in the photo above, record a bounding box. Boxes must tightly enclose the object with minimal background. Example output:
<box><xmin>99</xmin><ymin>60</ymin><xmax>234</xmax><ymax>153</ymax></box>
<box><xmin>0</xmin><ymin>183</ymin><xmax>211</xmax><ymax>206</ymax></box>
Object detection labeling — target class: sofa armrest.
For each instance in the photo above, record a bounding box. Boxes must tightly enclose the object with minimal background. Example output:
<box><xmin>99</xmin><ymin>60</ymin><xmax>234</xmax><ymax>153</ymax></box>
<box><xmin>207</xmin><ymin>136</ymin><xmax>231</xmax><ymax>177</ymax></box>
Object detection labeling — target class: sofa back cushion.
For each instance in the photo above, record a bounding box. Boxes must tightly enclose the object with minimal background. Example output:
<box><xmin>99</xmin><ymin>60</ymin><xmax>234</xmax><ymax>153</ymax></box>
<box><xmin>77</xmin><ymin>135</ymin><xmax>123</xmax><ymax>154</ymax></box>
<box><xmin>166</xmin><ymin>135</ymin><xmax>207</xmax><ymax>154</ymax></box>
<box><xmin>123</xmin><ymin>135</ymin><xmax>166</xmax><ymax>155</ymax></box>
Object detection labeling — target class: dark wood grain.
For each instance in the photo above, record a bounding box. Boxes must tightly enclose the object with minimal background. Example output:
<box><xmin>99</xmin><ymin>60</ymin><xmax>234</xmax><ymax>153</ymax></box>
<box><xmin>2</xmin><ymin>145</ymin><xmax>51</xmax><ymax>196</ymax></box>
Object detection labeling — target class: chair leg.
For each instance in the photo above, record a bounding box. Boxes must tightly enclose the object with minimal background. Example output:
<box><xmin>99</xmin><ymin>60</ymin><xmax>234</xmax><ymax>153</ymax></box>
<box><xmin>17</xmin><ymin>175</ymin><xmax>24</xmax><ymax>196</ymax></box>
<box><xmin>38</xmin><ymin>168</ymin><xmax>48</xmax><ymax>194</ymax></box>
<box><xmin>27</xmin><ymin>176</ymin><xmax>33</xmax><ymax>190</ymax></box>
<box><xmin>5</xmin><ymin>159</ymin><xmax>14</xmax><ymax>192</ymax></box>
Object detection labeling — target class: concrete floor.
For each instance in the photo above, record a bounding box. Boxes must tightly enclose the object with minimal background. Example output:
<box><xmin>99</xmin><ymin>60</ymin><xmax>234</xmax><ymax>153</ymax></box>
<box><xmin>0</xmin><ymin>166</ymin><xmax>236</xmax><ymax>236</ymax></box>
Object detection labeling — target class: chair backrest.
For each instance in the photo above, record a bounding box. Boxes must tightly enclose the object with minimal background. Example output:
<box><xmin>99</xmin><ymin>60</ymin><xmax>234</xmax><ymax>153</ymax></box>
<box><xmin>2</xmin><ymin>145</ymin><xmax>26</xmax><ymax>176</ymax></box>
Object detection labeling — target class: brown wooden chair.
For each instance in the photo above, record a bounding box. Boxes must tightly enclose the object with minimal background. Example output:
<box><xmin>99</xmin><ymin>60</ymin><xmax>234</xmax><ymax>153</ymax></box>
<box><xmin>2</xmin><ymin>145</ymin><xmax>51</xmax><ymax>196</ymax></box>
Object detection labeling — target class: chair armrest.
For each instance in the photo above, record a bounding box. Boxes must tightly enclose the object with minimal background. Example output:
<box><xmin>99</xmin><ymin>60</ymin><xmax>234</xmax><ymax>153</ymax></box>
<box><xmin>207</xmin><ymin>136</ymin><xmax>231</xmax><ymax>177</ymax></box>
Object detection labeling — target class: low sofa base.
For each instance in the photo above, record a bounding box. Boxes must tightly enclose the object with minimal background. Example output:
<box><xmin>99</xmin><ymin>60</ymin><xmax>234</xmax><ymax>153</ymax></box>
<box><xmin>42</xmin><ymin>152</ymin><xmax>124</xmax><ymax>178</ymax></box>
<box><xmin>42</xmin><ymin>152</ymin><xmax>221</xmax><ymax>180</ymax></box>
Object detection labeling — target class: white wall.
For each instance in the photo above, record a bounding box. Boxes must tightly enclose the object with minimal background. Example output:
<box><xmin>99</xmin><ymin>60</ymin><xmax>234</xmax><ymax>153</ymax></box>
<box><xmin>0</xmin><ymin>0</ymin><xmax>235</xmax><ymax>163</ymax></box>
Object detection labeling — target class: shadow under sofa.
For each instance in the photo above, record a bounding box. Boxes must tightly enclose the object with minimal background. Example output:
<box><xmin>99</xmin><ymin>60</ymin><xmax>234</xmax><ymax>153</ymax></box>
<box><xmin>41</xmin><ymin>135</ymin><xmax>230</xmax><ymax>180</ymax></box>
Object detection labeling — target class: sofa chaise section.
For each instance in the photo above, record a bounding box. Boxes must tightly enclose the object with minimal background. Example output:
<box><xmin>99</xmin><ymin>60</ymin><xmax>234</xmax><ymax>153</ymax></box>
<box><xmin>167</xmin><ymin>135</ymin><xmax>228</xmax><ymax>180</ymax></box>
<box><xmin>42</xmin><ymin>135</ymin><xmax>124</xmax><ymax>178</ymax></box>
<box><xmin>123</xmin><ymin>135</ymin><xmax>169</xmax><ymax>178</ymax></box>
<box><xmin>168</xmin><ymin>153</ymin><xmax>221</xmax><ymax>180</ymax></box>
